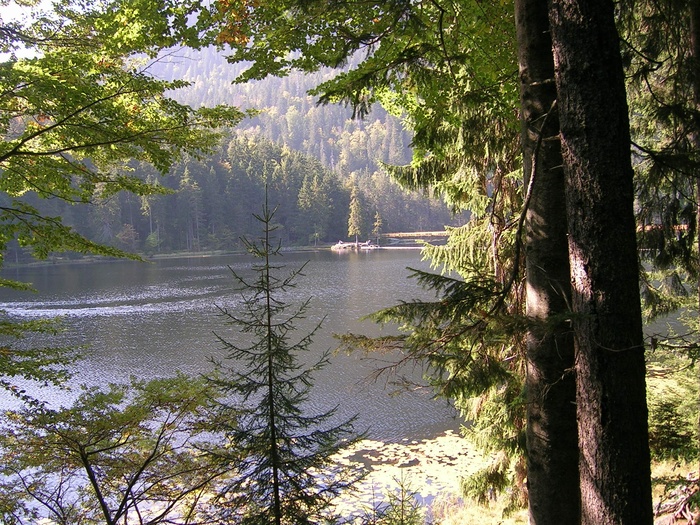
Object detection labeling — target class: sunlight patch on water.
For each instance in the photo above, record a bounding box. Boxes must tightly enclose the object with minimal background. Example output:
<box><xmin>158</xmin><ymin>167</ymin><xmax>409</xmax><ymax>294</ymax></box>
<box><xmin>0</xmin><ymin>282</ymin><xmax>244</xmax><ymax>317</ymax></box>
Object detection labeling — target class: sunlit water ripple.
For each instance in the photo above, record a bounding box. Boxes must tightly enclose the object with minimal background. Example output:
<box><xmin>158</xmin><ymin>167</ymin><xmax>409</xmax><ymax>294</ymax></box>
<box><xmin>0</xmin><ymin>250</ymin><xmax>461</xmax><ymax>441</ymax></box>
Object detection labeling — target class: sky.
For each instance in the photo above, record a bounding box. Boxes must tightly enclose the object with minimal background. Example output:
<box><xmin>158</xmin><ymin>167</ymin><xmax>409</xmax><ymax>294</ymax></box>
<box><xmin>1</xmin><ymin>0</ymin><xmax>52</xmax><ymax>58</ymax></box>
<box><xmin>1</xmin><ymin>0</ymin><xmax>50</xmax><ymax>23</ymax></box>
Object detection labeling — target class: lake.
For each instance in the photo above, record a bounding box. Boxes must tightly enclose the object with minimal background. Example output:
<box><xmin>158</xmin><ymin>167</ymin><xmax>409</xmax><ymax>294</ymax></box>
<box><xmin>0</xmin><ymin>248</ymin><xmax>461</xmax><ymax>441</ymax></box>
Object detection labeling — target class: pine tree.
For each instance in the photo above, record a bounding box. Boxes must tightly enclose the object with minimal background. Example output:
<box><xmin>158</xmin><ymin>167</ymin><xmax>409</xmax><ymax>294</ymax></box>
<box><xmin>216</xmin><ymin>0</ymin><xmax>531</xmax><ymax>510</ymax></box>
<box><xmin>372</xmin><ymin>210</ymin><xmax>383</xmax><ymax>245</ymax></box>
<box><xmin>347</xmin><ymin>183</ymin><xmax>364</xmax><ymax>245</ymax></box>
<box><xmin>204</xmin><ymin>197</ymin><xmax>363</xmax><ymax>525</ymax></box>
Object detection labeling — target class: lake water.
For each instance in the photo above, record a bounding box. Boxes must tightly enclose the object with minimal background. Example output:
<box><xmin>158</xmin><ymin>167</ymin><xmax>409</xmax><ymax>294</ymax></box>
<box><xmin>0</xmin><ymin>248</ymin><xmax>461</xmax><ymax>441</ymax></box>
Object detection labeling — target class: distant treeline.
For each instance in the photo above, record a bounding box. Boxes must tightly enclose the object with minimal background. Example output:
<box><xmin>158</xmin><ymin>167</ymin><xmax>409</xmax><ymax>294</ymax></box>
<box><xmin>5</xmin><ymin>133</ymin><xmax>460</xmax><ymax>260</ymax></box>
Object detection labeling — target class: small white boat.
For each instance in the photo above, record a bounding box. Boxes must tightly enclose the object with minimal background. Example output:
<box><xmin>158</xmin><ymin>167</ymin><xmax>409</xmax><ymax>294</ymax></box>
<box><xmin>331</xmin><ymin>241</ymin><xmax>352</xmax><ymax>251</ymax></box>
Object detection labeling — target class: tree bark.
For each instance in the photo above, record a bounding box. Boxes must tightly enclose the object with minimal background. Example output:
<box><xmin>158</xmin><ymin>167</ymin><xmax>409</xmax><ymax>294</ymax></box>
<box><xmin>547</xmin><ymin>0</ymin><xmax>653</xmax><ymax>523</ymax></box>
<box><xmin>689</xmin><ymin>0</ymin><xmax>700</xmax><ymax>476</ymax></box>
<box><xmin>515</xmin><ymin>0</ymin><xmax>580</xmax><ymax>523</ymax></box>
<box><xmin>692</xmin><ymin>4</ymin><xmax>700</xmax><ymax>249</ymax></box>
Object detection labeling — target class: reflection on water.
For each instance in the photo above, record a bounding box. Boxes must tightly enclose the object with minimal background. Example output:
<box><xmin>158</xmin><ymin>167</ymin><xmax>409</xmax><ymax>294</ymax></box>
<box><xmin>0</xmin><ymin>249</ymin><xmax>461</xmax><ymax>441</ymax></box>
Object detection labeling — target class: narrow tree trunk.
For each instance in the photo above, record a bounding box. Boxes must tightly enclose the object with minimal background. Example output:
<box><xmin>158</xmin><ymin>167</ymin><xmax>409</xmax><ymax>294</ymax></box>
<box><xmin>515</xmin><ymin>1</ymin><xmax>579</xmax><ymax>523</ymax></box>
<box><xmin>548</xmin><ymin>0</ymin><xmax>653</xmax><ymax>523</ymax></box>
<box><xmin>265</xmin><ymin>225</ymin><xmax>283</xmax><ymax>525</ymax></box>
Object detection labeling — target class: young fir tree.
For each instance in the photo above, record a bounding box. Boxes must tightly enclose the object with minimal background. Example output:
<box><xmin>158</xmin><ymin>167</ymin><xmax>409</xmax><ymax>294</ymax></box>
<box><xmin>205</xmin><ymin>200</ymin><xmax>364</xmax><ymax>525</ymax></box>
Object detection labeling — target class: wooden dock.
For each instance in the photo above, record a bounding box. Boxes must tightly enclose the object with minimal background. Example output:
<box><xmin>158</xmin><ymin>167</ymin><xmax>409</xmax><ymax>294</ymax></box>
<box><xmin>381</xmin><ymin>231</ymin><xmax>449</xmax><ymax>239</ymax></box>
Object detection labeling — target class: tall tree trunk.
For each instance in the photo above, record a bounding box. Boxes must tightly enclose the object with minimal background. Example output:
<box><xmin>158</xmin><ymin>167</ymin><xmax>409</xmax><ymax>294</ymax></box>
<box><xmin>515</xmin><ymin>1</ymin><xmax>580</xmax><ymax>523</ymax></box>
<box><xmin>548</xmin><ymin>0</ymin><xmax>653</xmax><ymax>523</ymax></box>
<box><xmin>689</xmin><ymin>0</ymin><xmax>700</xmax><ymax>474</ymax></box>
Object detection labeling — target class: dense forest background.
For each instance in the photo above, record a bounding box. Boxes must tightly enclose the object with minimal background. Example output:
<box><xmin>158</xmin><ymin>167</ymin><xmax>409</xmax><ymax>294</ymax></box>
<box><xmin>5</xmin><ymin>48</ymin><xmax>464</xmax><ymax>261</ymax></box>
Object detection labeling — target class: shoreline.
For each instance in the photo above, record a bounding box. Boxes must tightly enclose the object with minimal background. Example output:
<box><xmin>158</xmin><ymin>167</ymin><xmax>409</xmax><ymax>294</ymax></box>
<box><xmin>3</xmin><ymin>245</ymin><xmax>426</xmax><ymax>270</ymax></box>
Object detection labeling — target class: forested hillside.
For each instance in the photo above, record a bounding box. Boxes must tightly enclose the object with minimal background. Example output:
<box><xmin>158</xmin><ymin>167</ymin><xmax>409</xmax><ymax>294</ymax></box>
<box><xmin>153</xmin><ymin>47</ymin><xmax>414</xmax><ymax>173</ymax></box>
<box><xmin>4</xmin><ymin>47</ymin><xmax>459</xmax><ymax>261</ymax></box>
<box><xmin>5</xmin><ymin>131</ymin><xmax>458</xmax><ymax>261</ymax></box>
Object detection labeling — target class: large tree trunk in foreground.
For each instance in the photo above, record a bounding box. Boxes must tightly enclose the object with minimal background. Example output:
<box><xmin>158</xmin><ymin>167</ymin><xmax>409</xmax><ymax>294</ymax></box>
<box><xmin>548</xmin><ymin>0</ymin><xmax>653</xmax><ymax>523</ymax></box>
<box><xmin>689</xmin><ymin>0</ymin><xmax>700</xmax><ymax>475</ymax></box>
<box><xmin>515</xmin><ymin>0</ymin><xmax>579</xmax><ymax>523</ymax></box>
<box><xmin>692</xmin><ymin>1</ymin><xmax>700</xmax><ymax>283</ymax></box>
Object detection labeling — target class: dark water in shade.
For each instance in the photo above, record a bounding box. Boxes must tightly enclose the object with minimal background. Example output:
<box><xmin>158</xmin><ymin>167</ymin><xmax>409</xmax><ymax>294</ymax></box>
<box><xmin>0</xmin><ymin>248</ymin><xmax>461</xmax><ymax>441</ymax></box>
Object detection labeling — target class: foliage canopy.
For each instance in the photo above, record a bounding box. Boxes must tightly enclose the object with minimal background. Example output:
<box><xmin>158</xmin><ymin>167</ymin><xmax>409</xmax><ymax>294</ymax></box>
<box><xmin>0</xmin><ymin>0</ymin><xmax>243</xmax><ymax>273</ymax></box>
<box><xmin>0</xmin><ymin>374</ymin><xmax>222</xmax><ymax>525</ymax></box>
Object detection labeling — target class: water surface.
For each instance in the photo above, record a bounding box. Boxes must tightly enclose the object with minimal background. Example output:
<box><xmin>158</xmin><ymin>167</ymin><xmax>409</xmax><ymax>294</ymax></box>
<box><xmin>0</xmin><ymin>249</ymin><xmax>461</xmax><ymax>440</ymax></box>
